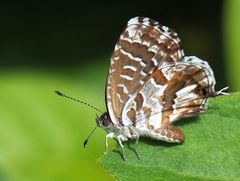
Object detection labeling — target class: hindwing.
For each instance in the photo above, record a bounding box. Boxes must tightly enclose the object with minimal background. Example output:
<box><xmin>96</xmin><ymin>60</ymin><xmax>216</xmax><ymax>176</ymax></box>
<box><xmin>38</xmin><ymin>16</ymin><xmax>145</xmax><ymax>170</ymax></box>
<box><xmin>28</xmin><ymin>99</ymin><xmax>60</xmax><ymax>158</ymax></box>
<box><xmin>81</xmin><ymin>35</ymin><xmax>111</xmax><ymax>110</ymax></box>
<box><xmin>121</xmin><ymin>56</ymin><xmax>215</xmax><ymax>131</ymax></box>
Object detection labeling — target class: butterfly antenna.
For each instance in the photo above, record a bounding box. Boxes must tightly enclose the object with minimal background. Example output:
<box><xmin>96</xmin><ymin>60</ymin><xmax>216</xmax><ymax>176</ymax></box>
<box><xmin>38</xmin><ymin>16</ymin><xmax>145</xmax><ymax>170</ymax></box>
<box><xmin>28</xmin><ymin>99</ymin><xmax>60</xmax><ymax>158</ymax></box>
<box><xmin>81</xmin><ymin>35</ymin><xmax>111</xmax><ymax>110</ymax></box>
<box><xmin>83</xmin><ymin>126</ymin><xmax>97</xmax><ymax>148</ymax></box>
<box><xmin>54</xmin><ymin>90</ymin><xmax>103</xmax><ymax>113</ymax></box>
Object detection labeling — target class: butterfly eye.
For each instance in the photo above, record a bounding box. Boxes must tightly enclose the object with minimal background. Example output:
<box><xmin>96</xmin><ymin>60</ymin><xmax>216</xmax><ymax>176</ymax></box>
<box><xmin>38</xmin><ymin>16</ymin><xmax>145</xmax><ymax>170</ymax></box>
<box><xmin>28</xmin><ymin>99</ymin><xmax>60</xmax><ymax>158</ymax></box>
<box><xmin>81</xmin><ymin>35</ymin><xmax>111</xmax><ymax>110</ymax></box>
<box><xmin>102</xmin><ymin>118</ymin><xmax>110</xmax><ymax>127</ymax></box>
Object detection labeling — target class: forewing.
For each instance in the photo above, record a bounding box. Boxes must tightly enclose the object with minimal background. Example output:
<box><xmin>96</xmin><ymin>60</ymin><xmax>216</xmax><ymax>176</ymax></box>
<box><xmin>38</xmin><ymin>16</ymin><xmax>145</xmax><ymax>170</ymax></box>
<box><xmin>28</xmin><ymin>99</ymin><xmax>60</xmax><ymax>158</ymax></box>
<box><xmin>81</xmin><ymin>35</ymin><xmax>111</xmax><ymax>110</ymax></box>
<box><xmin>121</xmin><ymin>56</ymin><xmax>215</xmax><ymax>130</ymax></box>
<box><xmin>106</xmin><ymin>17</ymin><xmax>184</xmax><ymax>124</ymax></box>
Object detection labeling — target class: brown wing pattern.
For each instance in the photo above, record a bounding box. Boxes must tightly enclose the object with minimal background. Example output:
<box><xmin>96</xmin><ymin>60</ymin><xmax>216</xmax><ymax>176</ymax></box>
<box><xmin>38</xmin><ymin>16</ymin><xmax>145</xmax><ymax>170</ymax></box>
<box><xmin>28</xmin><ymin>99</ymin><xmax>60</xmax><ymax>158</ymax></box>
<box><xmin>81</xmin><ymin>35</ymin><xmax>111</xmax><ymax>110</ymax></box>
<box><xmin>121</xmin><ymin>56</ymin><xmax>215</xmax><ymax>130</ymax></box>
<box><xmin>159</xmin><ymin>56</ymin><xmax>216</xmax><ymax>125</ymax></box>
<box><xmin>106</xmin><ymin>17</ymin><xmax>185</xmax><ymax>123</ymax></box>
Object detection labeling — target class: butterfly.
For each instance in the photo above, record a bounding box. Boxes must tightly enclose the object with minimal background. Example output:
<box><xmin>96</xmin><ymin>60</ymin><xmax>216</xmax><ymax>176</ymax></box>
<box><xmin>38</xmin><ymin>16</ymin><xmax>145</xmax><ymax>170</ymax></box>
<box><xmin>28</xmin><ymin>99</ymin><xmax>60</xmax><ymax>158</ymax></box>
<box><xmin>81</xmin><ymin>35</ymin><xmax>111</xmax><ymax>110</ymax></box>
<box><xmin>94</xmin><ymin>17</ymin><xmax>229</xmax><ymax>160</ymax></box>
<box><xmin>55</xmin><ymin>16</ymin><xmax>228</xmax><ymax>160</ymax></box>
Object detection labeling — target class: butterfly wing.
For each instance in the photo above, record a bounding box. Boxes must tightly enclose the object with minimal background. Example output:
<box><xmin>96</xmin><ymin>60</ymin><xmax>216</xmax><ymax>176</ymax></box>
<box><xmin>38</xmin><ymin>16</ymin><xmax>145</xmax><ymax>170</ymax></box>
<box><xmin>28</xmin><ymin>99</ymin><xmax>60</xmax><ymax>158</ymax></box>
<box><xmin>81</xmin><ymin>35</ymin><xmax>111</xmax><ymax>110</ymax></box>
<box><xmin>121</xmin><ymin>56</ymin><xmax>215</xmax><ymax>130</ymax></box>
<box><xmin>106</xmin><ymin>17</ymin><xmax>184</xmax><ymax>124</ymax></box>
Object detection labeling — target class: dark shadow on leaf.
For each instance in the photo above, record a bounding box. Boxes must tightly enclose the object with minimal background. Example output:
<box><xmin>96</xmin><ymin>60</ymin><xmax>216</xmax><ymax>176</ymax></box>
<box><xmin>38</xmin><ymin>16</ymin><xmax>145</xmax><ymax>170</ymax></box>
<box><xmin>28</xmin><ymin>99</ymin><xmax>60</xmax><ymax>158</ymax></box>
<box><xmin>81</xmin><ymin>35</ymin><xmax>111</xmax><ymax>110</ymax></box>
<box><xmin>124</xmin><ymin>137</ymin><xmax>180</xmax><ymax>148</ymax></box>
<box><xmin>174</xmin><ymin>115</ymin><xmax>201</xmax><ymax>127</ymax></box>
<box><xmin>138</xmin><ymin>137</ymin><xmax>181</xmax><ymax>147</ymax></box>
<box><xmin>128</xmin><ymin>116</ymin><xmax>201</xmax><ymax>147</ymax></box>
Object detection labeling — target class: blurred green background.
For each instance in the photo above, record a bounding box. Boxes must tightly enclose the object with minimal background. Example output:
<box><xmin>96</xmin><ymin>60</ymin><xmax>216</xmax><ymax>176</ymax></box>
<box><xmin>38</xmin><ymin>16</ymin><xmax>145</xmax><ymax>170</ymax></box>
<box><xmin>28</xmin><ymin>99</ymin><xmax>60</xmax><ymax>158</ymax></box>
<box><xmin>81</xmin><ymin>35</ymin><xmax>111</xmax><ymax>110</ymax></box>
<box><xmin>0</xmin><ymin>0</ymin><xmax>239</xmax><ymax>180</ymax></box>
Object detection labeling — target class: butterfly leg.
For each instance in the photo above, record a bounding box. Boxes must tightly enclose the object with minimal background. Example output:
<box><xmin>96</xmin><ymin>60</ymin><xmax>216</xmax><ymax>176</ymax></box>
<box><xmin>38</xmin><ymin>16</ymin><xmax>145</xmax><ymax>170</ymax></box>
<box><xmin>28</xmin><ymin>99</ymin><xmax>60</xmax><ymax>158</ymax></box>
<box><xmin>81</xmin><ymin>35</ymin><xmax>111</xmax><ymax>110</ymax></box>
<box><xmin>117</xmin><ymin>135</ymin><xmax>128</xmax><ymax>160</ymax></box>
<box><xmin>104</xmin><ymin>132</ymin><xmax>115</xmax><ymax>155</ymax></box>
<box><xmin>157</xmin><ymin>124</ymin><xmax>185</xmax><ymax>143</ymax></box>
<box><xmin>129</xmin><ymin>127</ymin><xmax>140</xmax><ymax>159</ymax></box>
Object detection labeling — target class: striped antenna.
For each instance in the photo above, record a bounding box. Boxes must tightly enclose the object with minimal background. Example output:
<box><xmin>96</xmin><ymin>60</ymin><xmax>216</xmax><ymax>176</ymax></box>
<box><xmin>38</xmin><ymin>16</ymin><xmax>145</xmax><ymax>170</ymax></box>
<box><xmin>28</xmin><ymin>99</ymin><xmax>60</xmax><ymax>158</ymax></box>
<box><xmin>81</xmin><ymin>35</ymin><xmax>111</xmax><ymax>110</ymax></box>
<box><xmin>83</xmin><ymin>126</ymin><xmax>97</xmax><ymax>148</ymax></box>
<box><xmin>54</xmin><ymin>90</ymin><xmax>103</xmax><ymax>113</ymax></box>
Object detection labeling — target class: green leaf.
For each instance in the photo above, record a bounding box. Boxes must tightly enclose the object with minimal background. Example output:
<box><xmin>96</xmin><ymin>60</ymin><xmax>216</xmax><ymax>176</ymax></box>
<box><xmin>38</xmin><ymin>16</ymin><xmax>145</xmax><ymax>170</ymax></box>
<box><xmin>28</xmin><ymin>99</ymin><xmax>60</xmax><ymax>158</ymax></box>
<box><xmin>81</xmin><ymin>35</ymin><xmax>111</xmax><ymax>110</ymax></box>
<box><xmin>100</xmin><ymin>93</ymin><xmax>240</xmax><ymax>181</ymax></box>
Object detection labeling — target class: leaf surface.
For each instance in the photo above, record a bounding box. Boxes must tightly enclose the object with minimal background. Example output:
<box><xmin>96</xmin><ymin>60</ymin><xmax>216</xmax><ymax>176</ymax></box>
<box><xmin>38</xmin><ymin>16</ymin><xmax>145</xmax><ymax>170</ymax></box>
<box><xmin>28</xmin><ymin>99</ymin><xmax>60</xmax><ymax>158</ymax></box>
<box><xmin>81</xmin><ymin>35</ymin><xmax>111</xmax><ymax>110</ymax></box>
<box><xmin>100</xmin><ymin>94</ymin><xmax>240</xmax><ymax>181</ymax></box>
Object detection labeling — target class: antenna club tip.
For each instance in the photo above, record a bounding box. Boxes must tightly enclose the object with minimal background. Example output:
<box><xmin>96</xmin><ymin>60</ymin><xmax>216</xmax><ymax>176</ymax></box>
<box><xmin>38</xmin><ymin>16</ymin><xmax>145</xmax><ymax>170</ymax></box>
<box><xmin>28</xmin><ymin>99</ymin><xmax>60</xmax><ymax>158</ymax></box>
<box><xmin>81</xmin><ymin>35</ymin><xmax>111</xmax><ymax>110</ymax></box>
<box><xmin>54</xmin><ymin>90</ymin><xmax>64</xmax><ymax>96</ymax></box>
<box><xmin>83</xmin><ymin>139</ymin><xmax>88</xmax><ymax>148</ymax></box>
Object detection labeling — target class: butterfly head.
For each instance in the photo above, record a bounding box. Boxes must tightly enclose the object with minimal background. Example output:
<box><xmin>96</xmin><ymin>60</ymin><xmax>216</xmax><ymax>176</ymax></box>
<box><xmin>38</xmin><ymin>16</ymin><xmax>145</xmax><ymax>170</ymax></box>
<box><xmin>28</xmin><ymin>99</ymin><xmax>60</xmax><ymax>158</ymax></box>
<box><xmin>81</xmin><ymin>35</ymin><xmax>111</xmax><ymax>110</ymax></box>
<box><xmin>96</xmin><ymin>112</ymin><xmax>113</xmax><ymax>129</ymax></box>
